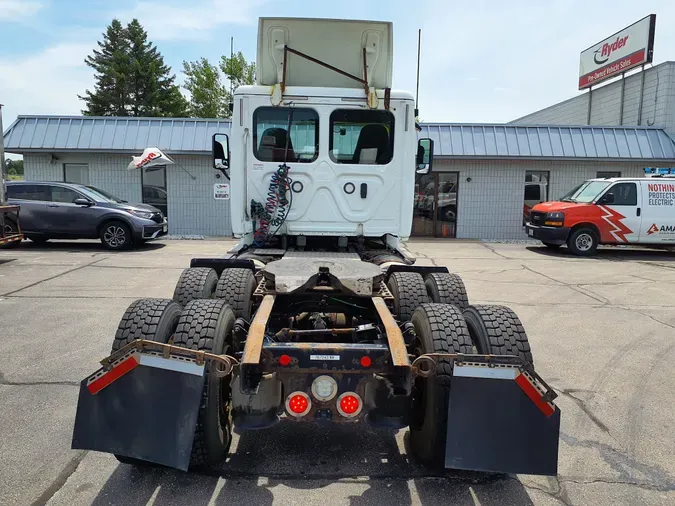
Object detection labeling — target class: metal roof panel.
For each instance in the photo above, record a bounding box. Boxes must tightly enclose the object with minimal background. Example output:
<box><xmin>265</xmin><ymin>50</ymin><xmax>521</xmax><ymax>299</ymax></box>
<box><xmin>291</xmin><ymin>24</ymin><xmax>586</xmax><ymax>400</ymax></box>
<box><xmin>6</xmin><ymin>117</ymin><xmax>675</xmax><ymax>160</ymax></box>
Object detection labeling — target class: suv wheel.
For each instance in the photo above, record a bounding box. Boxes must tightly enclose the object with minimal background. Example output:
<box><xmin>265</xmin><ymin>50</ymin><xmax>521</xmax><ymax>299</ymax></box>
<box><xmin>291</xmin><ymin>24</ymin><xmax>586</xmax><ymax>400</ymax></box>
<box><xmin>100</xmin><ymin>221</ymin><xmax>132</xmax><ymax>250</ymax></box>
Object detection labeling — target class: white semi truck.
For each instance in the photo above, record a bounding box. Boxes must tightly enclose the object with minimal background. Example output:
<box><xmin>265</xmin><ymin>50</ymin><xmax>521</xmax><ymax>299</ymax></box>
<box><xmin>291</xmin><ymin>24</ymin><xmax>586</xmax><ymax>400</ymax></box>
<box><xmin>72</xmin><ymin>18</ymin><xmax>560</xmax><ymax>476</ymax></box>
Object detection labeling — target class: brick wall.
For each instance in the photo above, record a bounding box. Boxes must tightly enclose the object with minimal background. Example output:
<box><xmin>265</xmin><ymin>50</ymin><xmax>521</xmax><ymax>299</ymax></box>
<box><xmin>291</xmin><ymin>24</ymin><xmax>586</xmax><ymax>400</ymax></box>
<box><xmin>23</xmin><ymin>152</ymin><xmax>233</xmax><ymax>236</ymax></box>
<box><xmin>436</xmin><ymin>158</ymin><xmax>648</xmax><ymax>240</ymax></box>
<box><xmin>512</xmin><ymin>62</ymin><xmax>675</xmax><ymax>138</ymax></box>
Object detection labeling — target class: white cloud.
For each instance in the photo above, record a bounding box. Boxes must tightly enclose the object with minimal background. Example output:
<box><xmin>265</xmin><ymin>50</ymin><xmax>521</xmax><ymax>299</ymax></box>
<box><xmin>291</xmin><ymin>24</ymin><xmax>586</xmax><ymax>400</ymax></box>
<box><xmin>0</xmin><ymin>42</ymin><xmax>92</xmax><ymax>126</ymax></box>
<box><xmin>123</xmin><ymin>0</ymin><xmax>267</xmax><ymax>41</ymax></box>
<box><xmin>0</xmin><ymin>0</ymin><xmax>44</xmax><ymax>20</ymax></box>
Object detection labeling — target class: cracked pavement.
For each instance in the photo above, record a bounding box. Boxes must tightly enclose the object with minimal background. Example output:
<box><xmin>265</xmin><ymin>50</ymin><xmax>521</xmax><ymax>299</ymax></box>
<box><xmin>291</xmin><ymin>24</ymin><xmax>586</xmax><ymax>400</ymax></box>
<box><xmin>1</xmin><ymin>239</ymin><xmax>675</xmax><ymax>505</ymax></box>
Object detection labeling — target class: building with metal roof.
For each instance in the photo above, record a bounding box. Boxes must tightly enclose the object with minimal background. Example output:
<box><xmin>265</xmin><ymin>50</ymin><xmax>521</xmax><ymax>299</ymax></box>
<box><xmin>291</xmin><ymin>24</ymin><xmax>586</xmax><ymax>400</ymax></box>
<box><xmin>4</xmin><ymin>115</ymin><xmax>675</xmax><ymax>240</ymax></box>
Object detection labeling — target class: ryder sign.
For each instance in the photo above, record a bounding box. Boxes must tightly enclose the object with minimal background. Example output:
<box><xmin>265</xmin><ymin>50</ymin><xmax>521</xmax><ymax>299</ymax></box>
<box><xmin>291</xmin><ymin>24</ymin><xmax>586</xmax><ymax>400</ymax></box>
<box><xmin>579</xmin><ymin>15</ymin><xmax>655</xmax><ymax>90</ymax></box>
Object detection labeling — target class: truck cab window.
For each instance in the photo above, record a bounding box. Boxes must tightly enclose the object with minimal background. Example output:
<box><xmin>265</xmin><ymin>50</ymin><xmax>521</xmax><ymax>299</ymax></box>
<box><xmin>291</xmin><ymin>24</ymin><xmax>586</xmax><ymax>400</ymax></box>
<box><xmin>607</xmin><ymin>182</ymin><xmax>637</xmax><ymax>206</ymax></box>
<box><xmin>253</xmin><ymin>107</ymin><xmax>319</xmax><ymax>163</ymax></box>
<box><xmin>330</xmin><ymin>110</ymin><xmax>394</xmax><ymax>164</ymax></box>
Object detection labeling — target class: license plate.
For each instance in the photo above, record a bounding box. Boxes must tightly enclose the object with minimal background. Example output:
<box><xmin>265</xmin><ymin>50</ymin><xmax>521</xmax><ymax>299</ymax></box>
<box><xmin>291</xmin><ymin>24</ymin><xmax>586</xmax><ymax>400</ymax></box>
<box><xmin>310</xmin><ymin>355</ymin><xmax>340</xmax><ymax>361</ymax></box>
<box><xmin>163</xmin><ymin>224</ymin><xmax>168</xmax><ymax>233</ymax></box>
<box><xmin>528</xmin><ymin>229</ymin><xmax>533</xmax><ymax>237</ymax></box>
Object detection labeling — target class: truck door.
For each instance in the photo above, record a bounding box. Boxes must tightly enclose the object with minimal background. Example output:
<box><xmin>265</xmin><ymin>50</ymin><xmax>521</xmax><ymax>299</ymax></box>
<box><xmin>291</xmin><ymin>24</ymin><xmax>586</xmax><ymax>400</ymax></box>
<box><xmin>639</xmin><ymin>179</ymin><xmax>675</xmax><ymax>244</ymax></box>
<box><xmin>596</xmin><ymin>181</ymin><xmax>641</xmax><ymax>243</ymax></box>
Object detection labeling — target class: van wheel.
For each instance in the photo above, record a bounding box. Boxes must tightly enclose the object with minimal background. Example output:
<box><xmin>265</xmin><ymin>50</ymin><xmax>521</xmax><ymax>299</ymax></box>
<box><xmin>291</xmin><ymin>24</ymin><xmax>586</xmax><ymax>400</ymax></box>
<box><xmin>100</xmin><ymin>221</ymin><xmax>133</xmax><ymax>250</ymax></box>
<box><xmin>567</xmin><ymin>228</ymin><xmax>598</xmax><ymax>256</ymax></box>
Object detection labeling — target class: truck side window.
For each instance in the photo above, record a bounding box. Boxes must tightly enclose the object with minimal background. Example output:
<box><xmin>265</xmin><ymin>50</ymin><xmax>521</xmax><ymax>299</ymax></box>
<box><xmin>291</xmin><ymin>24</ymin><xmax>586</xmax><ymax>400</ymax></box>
<box><xmin>329</xmin><ymin>109</ymin><xmax>394</xmax><ymax>164</ymax></box>
<box><xmin>253</xmin><ymin>107</ymin><xmax>319</xmax><ymax>163</ymax></box>
<box><xmin>608</xmin><ymin>182</ymin><xmax>637</xmax><ymax>206</ymax></box>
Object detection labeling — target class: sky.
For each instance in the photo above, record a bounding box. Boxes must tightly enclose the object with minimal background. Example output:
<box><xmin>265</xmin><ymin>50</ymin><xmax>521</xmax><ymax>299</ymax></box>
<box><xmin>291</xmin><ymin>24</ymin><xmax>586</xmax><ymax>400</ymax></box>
<box><xmin>1</xmin><ymin>0</ymin><xmax>675</xmax><ymax>131</ymax></box>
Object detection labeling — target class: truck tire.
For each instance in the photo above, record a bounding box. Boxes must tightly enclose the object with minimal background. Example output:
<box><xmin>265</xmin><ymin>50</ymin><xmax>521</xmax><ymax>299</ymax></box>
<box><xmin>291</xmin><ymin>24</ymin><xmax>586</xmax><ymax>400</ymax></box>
<box><xmin>386</xmin><ymin>272</ymin><xmax>429</xmax><ymax>322</ymax></box>
<box><xmin>424</xmin><ymin>272</ymin><xmax>468</xmax><ymax>309</ymax></box>
<box><xmin>567</xmin><ymin>227</ymin><xmax>598</xmax><ymax>256</ymax></box>
<box><xmin>462</xmin><ymin>305</ymin><xmax>534</xmax><ymax>365</ymax></box>
<box><xmin>214</xmin><ymin>268</ymin><xmax>256</xmax><ymax>320</ymax></box>
<box><xmin>173</xmin><ymin>299</ymin><xmax>235</xmax><ymax>470</ymax></box>
<box><xmin>112</xmin><ymin>298</ymin><xmax>182</xmax><ymax>352</ymax></box>
<box><xmin>173</xmin><ymin>267</ymin><xmax>218</xmax><ymax>306</ymax></box>
<box><xmin>2</xmin><ymin>218</ymin><xmax>21</xmax><ymax>248</ymax></box>
<box><xmin>408</xmin><ymin>303</ymin><xmax>473</xmax><ymax>467</ymax></box>
<box><xmin>100</xmin><ymin>220</ymin><xmax>133</xmax><ymax>250</ymax></box>
<box><xmin>111</xmin><ymin>298</ymin><xmax>182</xmax><ymax>466</ymax></box>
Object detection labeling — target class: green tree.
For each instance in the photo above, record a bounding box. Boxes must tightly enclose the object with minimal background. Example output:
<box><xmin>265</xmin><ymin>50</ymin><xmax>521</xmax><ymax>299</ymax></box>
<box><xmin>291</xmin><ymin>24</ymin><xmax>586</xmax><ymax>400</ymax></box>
<box><xmin>220</xmin><ymin>52</ymin><xmax>256</xmax><ymax>91</ymax></box>
<box><xmin>182</xmin><ymin>58</ymin><xmax>228</xmax><ymax>118</ymax></box>
<box><xmin>81</xmin><ymin>19</ymin><xmax>187</xmax><ymax>117</ymax></box>
<box><xmin>181</xmin><ymin>51</ymin><xmax>255</xmax><ymax>118</ymax></box>
<box><xmin>79</xmin><ymin>19</ymin><xmax>129</xmax><ymax>116</ymax></box>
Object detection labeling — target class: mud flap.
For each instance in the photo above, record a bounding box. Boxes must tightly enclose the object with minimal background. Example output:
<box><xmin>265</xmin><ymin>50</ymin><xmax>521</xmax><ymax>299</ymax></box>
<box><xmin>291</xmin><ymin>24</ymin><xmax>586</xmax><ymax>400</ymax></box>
<box><xmin>445</xmin><ymin>364</ymin><xmax>560</xmax><ymax>476</ymax></box>
<box><xmin>71</xmin><ymin>353</ymin><xmax>205</xmax><ymax>471</ymax></box>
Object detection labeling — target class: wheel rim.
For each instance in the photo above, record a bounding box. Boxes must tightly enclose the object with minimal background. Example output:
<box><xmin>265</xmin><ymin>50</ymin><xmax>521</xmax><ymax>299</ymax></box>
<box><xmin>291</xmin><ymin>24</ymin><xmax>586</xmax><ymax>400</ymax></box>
<box><xmin>575</xmin><ymin>233</ymin><xmax>593</xmax><ymax>252</ymax></box>
<box><xmin>104</xmin><ymin>226</ymin><xmax>126</xmax><ymax>247</ymax></box>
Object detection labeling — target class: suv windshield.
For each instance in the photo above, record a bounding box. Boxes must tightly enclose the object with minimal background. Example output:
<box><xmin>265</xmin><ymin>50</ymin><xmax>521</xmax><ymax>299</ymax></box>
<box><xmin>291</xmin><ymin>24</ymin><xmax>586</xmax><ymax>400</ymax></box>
<box><xmin>561</xmin><ymin>181</ymin><xmax>612</xmax><ymax>203</ymax></box>
<box><xmin>80</xmin><ymin>186</ymin><xmax>126</xmax><ymax>204</ymax></box>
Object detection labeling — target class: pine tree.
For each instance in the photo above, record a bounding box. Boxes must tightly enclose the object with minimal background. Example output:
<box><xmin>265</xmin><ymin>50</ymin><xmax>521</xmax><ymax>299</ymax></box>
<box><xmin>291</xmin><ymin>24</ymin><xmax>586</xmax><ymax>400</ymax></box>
<box><xmin>182</xmin><ymin>58</ymin><xmax>228</xmax><ymax>118</ymax></box>
<box><xmin>125</xmin><ymin>19</ymin><xmax>187</xmax><ymax>117</ymax></box>
<box><xmin>80</xmin><ymin>19</ymin><xmax>129</xmax><ymax>116</ymax></box>
<box><xmin>81</xmin><ymin>19</ymin><xmax>187</xmax><ymax>117</ymax></box>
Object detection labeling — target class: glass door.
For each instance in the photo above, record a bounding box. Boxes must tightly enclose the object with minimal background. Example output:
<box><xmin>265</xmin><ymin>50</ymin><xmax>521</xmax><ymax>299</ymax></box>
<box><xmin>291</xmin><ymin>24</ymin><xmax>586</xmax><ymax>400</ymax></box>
<box><xmin>412</xmin><ymin>173</ymin><xmax>435</xmax><ymax>236</ymax></box>
<box><xmin>411</xmin><ymin>172</ymin><xmax>458</xmax><ymax>238</ymax></box>
<box><xmin>435</xmin><ymin>173</ymin><xmax>458</xmax><ymax>238</ymax></box>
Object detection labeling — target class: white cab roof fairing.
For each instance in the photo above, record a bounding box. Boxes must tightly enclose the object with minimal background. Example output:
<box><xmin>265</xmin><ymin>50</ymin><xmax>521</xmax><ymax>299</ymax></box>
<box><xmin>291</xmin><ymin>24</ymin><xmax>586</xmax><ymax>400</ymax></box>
<box><xmin>234</xmin><ymin>85</ymin><xmax>413</xmax><ymax>102</ymax></box>
<box><xmin>257</xmin><ymin>18</ymin><xmax>393</xmax><ymax>90</ymax></box>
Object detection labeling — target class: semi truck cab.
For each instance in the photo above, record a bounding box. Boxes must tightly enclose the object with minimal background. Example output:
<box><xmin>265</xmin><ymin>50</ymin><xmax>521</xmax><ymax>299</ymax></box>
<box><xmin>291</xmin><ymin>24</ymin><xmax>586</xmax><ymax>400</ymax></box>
<box><xmin>526</xmin><ymin>176</ymin><xmax>675</xmax><ymax>255</ymax></box>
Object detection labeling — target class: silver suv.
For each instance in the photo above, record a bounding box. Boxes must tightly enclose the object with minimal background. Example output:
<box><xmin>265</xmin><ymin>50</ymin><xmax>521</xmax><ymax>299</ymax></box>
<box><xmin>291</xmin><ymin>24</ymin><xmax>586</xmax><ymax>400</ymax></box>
<box><xmin>7</xmin><ymin>181</ymin><xmax>168</xmax><ymax>250</ymax></box>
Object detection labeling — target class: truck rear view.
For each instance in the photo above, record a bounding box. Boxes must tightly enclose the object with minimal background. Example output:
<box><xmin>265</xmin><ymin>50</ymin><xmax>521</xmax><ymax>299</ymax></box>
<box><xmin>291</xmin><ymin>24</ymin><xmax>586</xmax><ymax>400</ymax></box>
<box><xmin>71</xmin><ymin>17</ymin><xmax>561</xmax><ymax>477</ymax></box>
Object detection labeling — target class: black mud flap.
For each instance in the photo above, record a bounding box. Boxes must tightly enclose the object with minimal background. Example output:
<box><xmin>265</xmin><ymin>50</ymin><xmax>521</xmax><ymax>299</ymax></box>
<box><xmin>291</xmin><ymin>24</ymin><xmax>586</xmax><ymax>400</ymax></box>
<box><xmin>71</xmin><ymin>353</ymin><xmax>205</xmax><ymax>471</ymax></box>
<box><xmin>445</xmin><ymin>363</ymin><xmax>560</xmax><ymax>476</ymax></box>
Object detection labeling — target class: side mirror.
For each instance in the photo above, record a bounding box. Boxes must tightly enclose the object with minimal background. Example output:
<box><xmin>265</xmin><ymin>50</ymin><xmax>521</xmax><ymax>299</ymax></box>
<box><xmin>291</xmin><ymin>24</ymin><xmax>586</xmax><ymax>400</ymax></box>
<box><xmin>416</xmin><ymin>138</ymin><xmax>434</xmax><ymax>174</ymax></box>
<box><xmin>212</xmin><ymin>133</ymin><xmax>230</xmax><ymax>179</ymax></box>
<box><xmin>600</xmin><ymin>192</ymin><xmax>615</xmax><ymax>205</ymax></box>
<box><xmin>73</xmin><ymin>198</ymin><xmax>92</xmax><ymax>206</ymax></box>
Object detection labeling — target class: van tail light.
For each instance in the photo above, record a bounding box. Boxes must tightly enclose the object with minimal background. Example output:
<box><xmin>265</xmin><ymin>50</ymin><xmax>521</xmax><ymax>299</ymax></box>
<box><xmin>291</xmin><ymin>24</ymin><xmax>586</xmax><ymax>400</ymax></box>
<box><xmin>336</xmin><ymin>392</ymin><xmax>363</xmax><ymax>418</ymax></box>
<box><xmin>286</xmin><ymin>391</ymin><xmax>311</xmax><ymax>417</ymax></box>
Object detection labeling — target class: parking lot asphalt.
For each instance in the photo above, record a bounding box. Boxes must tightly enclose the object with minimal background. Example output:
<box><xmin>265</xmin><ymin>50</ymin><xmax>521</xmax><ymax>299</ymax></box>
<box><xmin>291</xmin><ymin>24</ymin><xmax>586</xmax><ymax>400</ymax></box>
<box><xmin>1</xmin><ymin>239</ymin><xmax>674</xmax><ymax>506</ymax></box>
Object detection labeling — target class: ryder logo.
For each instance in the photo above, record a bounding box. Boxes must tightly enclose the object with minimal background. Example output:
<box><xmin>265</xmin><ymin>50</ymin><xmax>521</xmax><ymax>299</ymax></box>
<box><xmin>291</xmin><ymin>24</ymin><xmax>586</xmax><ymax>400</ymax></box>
<box><xmin>647</xmin><ymin>224</ymin><xmax>659</xmax><ymax>235</ymax></box>
<box><xmin>593</xmin><ymin>35</ymin><xmax>629</xmax><ymax>65</ymax></box>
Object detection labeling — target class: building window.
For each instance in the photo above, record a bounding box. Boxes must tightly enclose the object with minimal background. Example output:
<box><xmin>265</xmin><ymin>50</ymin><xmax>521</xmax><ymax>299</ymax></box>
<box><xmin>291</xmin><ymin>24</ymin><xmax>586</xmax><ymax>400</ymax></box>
<box><xmin>142</xmin><ymin>165</ymin><xmax>168</xmax><ymax>217</ymax></box>
<box><xmin>597</xmin><ymin>171</ymin><xmax>621</xmax><ymax>178</ymax></box>
<box><xmin>329</xmin><ymin>109</ymin><xmax>394</xmax><ymax>164</ymax></box>
<box><xmin>253</xmin><ymin>107</ymin><xmax>319</xmax><ymax>163</ymax></box>
<box><xmin>524</xmin><ymin>171</ymin><xmax>549</xmax><ymax>224</ymax></box>
<box><xmin>63</xmin><ymin>163</ymin><xmax>89</xmax><ymax>185</ymax></box>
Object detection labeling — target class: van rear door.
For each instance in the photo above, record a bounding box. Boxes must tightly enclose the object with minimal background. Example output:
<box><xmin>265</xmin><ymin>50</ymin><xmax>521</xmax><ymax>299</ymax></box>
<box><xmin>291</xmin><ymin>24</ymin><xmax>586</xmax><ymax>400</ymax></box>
<box><xmin>639</xmin><ymin>180</ymin><xmax>675</xmax><ymax>244</ymax></box>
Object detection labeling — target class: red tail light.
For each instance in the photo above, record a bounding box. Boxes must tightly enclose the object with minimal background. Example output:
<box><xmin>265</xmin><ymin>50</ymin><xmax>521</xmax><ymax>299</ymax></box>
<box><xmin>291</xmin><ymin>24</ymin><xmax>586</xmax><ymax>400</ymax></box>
<box><xmin>286</xmin><ymin>391</ymin><xmax>311</xmax><ymax>417</ymax></box>
<box><xmin>336</xmin><ymin>392</ymin><xmax>363</xmax><ymax>418</ymax></box>
<box><xmin>360</xmin><ymin>356</ymin><xmax>372</xmax><ymax>367</ymax></box>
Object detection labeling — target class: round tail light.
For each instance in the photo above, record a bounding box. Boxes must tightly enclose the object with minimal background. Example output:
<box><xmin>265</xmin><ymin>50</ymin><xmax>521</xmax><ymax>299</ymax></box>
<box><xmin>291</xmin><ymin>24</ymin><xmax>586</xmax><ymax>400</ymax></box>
<box><xmin>336</xmin><ymin>392</ymin><xmax>363</xmax><ymax>418</ymax></box>
<box><xmin>286</xmin><ymin>391</ymin><xmax>311</xmax><ymax>417</ymax></box>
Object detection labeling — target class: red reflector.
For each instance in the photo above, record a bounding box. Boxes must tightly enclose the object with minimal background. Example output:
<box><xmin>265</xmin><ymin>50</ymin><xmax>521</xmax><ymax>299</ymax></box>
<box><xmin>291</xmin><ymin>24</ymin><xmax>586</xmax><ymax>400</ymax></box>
<box><xmin>87</xmin><ymin>355</ymin><xmax>139</xmax><ymax>395</ymax></box>
<box><xmin>288</xmin><ymin>394</ymin><xmax>309</xmax><ymax>415</ymax></box>
<box><xmin>515</xmin><ymin>373</ymin><xmax>555</xmax><ymax>417</ymax></box>
<box><xmin>279</xmin><ymin>354</ymin><xmax>291</xmax><ymax>366</ymax></box>
<box><xmin>360</xmin><ymin>356</ymin><xmax>372</xmax><ymax>368</ymax></box>
<box><xmin>339</xmin><ymin>394</ymin><xmax>360</xmax><ymax>415</ymax></box>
